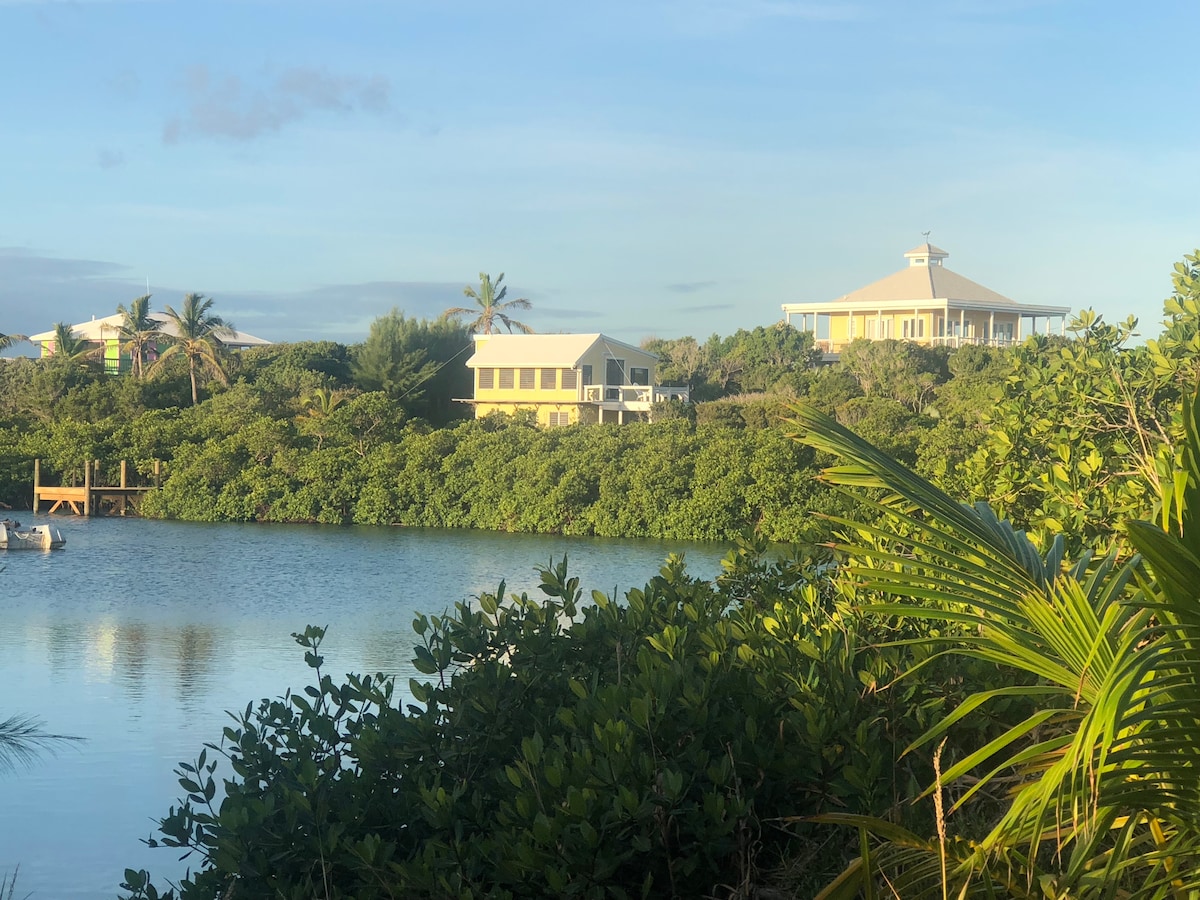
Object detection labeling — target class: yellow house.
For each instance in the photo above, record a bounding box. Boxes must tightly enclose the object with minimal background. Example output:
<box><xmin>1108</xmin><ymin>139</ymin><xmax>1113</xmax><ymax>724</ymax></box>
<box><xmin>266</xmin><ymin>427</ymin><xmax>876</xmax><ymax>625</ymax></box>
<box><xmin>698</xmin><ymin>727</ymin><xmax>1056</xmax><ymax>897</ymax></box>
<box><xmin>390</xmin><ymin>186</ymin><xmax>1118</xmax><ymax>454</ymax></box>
<box><xmin>781</xmin><ymin>243</ymin><xmax>1071</xmax><ymax>355</ymax></box>
<box><xmin>29</xmin><ymin>313</ymin><xmax>271</xmax><ymax>375</ymax></box>
<box><xmin>462</xmin><ymin>333</ymin><xmax>689</xmax><ymax>425</ymax></box>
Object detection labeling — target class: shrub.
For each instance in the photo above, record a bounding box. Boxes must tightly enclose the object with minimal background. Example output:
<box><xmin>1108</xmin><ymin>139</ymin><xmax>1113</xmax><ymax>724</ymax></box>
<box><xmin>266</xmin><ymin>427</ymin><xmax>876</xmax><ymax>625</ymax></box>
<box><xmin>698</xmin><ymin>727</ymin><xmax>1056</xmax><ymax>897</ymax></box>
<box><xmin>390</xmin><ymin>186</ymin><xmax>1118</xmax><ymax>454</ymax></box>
<box><xmin>123</xmin><ymin>542</ymin><xmax>1014</xmax><ymax>899</ymax></box>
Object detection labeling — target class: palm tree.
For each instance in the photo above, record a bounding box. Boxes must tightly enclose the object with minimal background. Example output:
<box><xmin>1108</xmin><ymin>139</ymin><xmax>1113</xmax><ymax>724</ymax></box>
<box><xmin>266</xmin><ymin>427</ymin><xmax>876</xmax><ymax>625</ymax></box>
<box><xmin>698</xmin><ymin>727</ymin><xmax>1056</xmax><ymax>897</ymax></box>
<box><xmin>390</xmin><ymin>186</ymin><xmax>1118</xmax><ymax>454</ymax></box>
<box><xmin>152</xmin><ymin>293</ymin><xmax>234</xmax><ymax>405</ymax></box>
<box><xmin>47</xmin><ymin>322</ymin><xmax>102</xmax><ymax>367</ymax></box>
<box><xmin>116</xmin><ymin>294</ymin><xmax>160</xmax><ymax>379</ymax></box>
<box><xmin>785</xmin><ymin>398</ymin><xmax>1200</xmax><ymax>897</ymax></box>
<box><xmin>442</xmin><ymin>272</ymin><xmax>533</xmax><ymax>334</ymax></box>
<box><xmin>300</xmin><ymin>387</ymin><xmax>353</xmax><ymax>450</ymax></box>
<box><xmin>0</xmin><ymin>332</ymin><xmax>27</xmax><ymax>352</ymax></box>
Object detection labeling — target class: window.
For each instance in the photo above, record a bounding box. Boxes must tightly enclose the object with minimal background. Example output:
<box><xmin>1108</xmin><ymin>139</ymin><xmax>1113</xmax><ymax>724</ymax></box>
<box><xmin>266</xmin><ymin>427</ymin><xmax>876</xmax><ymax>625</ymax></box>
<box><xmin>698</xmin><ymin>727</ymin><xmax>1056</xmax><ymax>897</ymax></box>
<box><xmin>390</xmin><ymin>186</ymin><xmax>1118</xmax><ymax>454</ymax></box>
<box><xmin>867</xmin><ymin>319</ymin><xmax>893</xmax><ymax>339</ymax></box>
<box><xmin>540</xmin><ymin>369</ymin><xmax>556</xmax><ymax>390</ymax></box>
<box><xmin>499</xmin><ymin>368</ymin><xmax>514</xmax><ymax>389</ymax></box>
<box><xmin>519</xmin><ymin>368</ymin><xmax>535</xmax><ymax>390</ymax></box>
<box><xmin>561</xmin><ymin>368</ymin><xmax>578</xmax><ymax>389</ymax></box>
<box><xmin>902</xmin><ymin>318</ymin><xmax>925</xmax><ymax>339</ymax></box>
<box><xmin>629</xmin><ymin>367</ymin><xmax>649</xmax><ymax>386</ymax></box>
<box><xmin>581</xmin><ymin>365</ymin><xmax>593</xmax><ymax>386</ymax></box>
<box><xmin>478</xmin><ymin>368</ymin><xmax>494</xmax><ymax>389</ymax></box>
<box><xmin>606</xmin><ymin>358</ymin><xmax>624</xmax><ymax>385</ymax></box>
<box><xmin>548</xmin><ymin>411</ymin><xmax>571</xmax><ymax>426</ymax></box>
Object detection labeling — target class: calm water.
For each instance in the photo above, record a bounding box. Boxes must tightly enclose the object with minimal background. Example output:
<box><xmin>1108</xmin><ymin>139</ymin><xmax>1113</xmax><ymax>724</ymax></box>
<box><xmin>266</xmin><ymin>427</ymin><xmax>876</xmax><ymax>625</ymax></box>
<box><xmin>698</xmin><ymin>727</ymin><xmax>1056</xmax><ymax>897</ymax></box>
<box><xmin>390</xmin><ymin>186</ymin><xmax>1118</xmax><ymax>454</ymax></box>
<box><xmin>0</xmin><ymin>515</ymin><xmax>728</xmax><ymax>898</ymax></box>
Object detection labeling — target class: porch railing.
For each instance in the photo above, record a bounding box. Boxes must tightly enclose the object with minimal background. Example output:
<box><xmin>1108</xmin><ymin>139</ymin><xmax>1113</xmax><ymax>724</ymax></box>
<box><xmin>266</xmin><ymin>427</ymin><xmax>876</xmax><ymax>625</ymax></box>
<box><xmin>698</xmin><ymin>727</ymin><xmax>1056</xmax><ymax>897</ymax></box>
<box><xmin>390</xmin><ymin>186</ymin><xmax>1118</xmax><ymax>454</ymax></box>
<box><xmin>581</xmin><ymin>385</ymin><xmax>691</xmax><ymax>405</ymax></box>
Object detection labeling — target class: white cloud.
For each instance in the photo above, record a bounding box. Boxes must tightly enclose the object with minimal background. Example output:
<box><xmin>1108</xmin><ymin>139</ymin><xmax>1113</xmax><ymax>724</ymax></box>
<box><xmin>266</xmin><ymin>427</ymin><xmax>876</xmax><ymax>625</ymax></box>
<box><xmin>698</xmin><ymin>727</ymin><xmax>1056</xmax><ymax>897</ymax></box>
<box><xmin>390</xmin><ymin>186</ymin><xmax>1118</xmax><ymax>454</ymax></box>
<box><xmin>163</xmin><ymin>65</ymin><xmax>392</xmax><ymax>144</ymax></box>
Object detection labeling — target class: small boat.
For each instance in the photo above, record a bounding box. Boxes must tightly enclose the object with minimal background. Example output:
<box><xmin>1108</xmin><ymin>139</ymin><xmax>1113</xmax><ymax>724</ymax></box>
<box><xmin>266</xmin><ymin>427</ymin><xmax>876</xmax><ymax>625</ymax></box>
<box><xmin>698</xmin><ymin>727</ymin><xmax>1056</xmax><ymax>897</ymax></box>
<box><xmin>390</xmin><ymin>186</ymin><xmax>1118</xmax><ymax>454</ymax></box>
<box><xmin>0</xmin><ymin>518</ymin><xmax>66</xmax><ymax>550</ymax></box>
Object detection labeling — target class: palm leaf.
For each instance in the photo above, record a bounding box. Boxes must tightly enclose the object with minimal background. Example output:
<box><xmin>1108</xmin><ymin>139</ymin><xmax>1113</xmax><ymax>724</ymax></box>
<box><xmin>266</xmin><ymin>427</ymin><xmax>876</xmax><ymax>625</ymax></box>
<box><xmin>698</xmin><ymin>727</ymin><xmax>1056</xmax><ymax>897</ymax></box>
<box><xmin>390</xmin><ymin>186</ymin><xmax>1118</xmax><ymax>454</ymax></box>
<box><xmin>786</xmin><ymin>400</ymin><xmax>1200</xmax><ymax>898</ymax></box>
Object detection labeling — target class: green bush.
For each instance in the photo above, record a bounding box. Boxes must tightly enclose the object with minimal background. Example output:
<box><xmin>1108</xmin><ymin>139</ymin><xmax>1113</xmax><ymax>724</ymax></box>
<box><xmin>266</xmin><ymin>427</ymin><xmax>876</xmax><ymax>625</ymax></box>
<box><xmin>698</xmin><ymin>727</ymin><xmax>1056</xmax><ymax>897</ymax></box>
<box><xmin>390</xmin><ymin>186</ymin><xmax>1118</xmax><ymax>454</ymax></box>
<box><xmin>123</xmin><ymin>542</ymin><xmax>1016</xmax><ymax>899</ymax></box>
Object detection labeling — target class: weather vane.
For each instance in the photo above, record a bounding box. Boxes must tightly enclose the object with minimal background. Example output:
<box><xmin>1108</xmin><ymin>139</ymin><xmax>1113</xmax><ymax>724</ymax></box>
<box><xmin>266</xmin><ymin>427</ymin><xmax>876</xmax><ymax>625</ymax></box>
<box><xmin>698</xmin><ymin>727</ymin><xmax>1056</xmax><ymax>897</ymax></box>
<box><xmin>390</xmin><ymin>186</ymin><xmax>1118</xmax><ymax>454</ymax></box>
<box><xmin>922</xmin><ymin>230</ymin><xmax>931</xmax><ymax>242</ymax></box>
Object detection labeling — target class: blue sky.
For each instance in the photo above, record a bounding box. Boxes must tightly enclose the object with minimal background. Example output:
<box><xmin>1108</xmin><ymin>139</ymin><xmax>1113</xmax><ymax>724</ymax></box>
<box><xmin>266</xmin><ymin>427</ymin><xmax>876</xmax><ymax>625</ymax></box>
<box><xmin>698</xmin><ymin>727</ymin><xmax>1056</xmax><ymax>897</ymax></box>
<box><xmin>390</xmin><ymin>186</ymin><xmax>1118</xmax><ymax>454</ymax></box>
<box><xmin>1</xmin><ymin>0</ymin><xmax>1196</xmax><ymax>348</ymax></box>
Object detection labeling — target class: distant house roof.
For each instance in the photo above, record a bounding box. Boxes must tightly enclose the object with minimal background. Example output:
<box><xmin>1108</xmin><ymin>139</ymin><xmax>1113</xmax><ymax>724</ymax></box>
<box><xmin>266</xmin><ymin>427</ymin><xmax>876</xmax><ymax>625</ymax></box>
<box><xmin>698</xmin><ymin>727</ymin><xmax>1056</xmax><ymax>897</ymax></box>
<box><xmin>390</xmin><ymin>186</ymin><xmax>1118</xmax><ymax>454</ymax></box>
<box><xmin>834</xmin><ymin>261</ymin><xmax>1022</xmax><ymax>308</ymax></box>
<box><xmin>466</xmin><ymin>333</ymin><xmax>655</xmax><ymax>368</ymax></box>
<box><xmin>782</xmin><ymin>245</ymin><xmax>1071</xmax><ymax>316</ymax></box>
<box><xmin>29</xmin><ymin>313</ymin><xmax>271</xmax><ymax>347</ymax></box>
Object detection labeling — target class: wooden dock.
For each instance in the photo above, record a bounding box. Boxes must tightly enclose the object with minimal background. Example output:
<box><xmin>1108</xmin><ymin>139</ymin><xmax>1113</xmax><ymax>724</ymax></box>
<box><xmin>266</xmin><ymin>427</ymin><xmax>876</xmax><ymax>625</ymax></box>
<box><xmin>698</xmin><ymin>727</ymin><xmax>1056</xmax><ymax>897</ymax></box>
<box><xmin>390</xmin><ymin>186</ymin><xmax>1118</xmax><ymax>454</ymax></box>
<box><xmin>33</xmin><ymin>459</ymin><xmax>161</xmax><ymax>517</ymax></box>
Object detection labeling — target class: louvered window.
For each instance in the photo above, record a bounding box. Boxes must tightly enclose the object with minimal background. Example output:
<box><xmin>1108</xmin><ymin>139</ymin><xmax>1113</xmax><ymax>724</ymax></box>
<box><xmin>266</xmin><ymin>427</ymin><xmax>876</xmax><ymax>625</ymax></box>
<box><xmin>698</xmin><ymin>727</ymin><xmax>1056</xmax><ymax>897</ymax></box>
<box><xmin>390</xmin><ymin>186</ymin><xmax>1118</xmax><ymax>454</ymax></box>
<box><xmin>520</xmin><ymin>368</ymin><xmax>535</xmax><ymax>390</ymax></box>
<box><xmin>478</xmin><ymin>368</ymin><xmax>494</xmax><ymax>389</ymax></box>
<box><xmin>541</xmin><ymin>369</ymin><xmax>556</xmax><ymax>390</ymax></box>
<box><xmin>561</xmin><ymin>369</ymin><xmax>578</xmax><ymax>389</ymax></box>
<box><xmin>499</xmin><ymin>368</ymin><xmax>514</xmax><ymax>389</ymax></box>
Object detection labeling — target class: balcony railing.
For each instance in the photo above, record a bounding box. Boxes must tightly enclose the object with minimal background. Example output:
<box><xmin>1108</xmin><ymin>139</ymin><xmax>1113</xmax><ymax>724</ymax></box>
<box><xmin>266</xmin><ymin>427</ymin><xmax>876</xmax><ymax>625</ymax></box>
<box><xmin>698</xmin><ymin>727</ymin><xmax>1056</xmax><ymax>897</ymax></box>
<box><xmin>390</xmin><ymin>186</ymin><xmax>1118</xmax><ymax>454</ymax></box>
<box><xmin>581</xmin><ymin>385</ymin><xmax>691</xmax><ymax>407</ymax></box>
<box><xmin>815</xmin><ymin>336</ymin><xmax>1021</xmax><ymax>354</ymax></box>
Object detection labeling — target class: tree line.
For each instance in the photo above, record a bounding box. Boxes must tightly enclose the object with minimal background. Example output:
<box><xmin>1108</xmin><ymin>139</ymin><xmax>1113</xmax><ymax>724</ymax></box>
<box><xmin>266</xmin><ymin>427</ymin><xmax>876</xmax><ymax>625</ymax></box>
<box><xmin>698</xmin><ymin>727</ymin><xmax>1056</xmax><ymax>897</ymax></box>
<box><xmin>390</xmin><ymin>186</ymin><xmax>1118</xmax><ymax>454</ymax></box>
<box><xmin>2</xmin><ymin>253</ymin><xmax>1199</xmax><ymax>550</ymax></box>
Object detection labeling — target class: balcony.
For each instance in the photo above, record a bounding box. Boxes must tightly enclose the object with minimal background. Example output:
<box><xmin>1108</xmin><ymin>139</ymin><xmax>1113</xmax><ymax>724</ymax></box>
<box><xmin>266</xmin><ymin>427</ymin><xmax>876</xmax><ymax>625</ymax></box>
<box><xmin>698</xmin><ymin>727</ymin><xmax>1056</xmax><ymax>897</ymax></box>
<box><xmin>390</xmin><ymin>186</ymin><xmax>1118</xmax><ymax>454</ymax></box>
<box><xmin>581</xmin><ymin>384</ymin><xmax>690</xmax><ymax>410</ymax></box>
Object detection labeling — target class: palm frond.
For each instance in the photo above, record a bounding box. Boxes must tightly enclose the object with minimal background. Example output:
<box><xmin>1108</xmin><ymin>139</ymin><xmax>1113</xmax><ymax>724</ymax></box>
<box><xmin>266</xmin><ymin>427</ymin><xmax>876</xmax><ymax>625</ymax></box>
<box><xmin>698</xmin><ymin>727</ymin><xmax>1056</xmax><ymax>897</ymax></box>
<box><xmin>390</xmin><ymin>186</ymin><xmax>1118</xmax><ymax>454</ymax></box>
<box><xmin>786</xmin><ymin>398</ymin><xmax>1200</xmax><ymax>898</ymax></box>
<box><xmin>0</xmin><ymin>714</ymin><xmax>82</xmax><ymax>772</ymax></box>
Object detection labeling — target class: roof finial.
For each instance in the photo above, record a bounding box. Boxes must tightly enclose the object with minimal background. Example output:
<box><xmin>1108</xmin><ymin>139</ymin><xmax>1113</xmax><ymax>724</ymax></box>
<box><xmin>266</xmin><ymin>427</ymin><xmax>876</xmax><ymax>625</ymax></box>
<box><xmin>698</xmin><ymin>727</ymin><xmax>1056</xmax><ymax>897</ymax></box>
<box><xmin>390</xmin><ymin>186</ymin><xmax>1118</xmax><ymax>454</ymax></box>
<box><xmin>921</xmin><ymin>230</ymin><xmax>931</xmax><ymax>244</ymax></box>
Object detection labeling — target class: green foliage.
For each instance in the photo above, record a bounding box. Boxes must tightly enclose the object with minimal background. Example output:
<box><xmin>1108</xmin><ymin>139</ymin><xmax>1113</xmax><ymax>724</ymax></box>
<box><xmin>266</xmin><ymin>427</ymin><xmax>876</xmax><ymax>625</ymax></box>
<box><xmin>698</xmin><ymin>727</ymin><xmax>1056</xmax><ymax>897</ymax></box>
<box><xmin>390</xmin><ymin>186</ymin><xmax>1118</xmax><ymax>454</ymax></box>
<box><xmin>116</xmin><ymin>294</ymin><xmax>159</xmax><ymax>379</ymax></box>
<box><xmin>443</xmin><ymin>272</ymin><xmax>533</xmax><ymax>335</ymax></box>
<box><xmin>351</xmin><ymin>310</ymin><xmax>471</xmax><ymax>423</ymax></box>
<box><xmin>644</xmin><ymin>324</ymin><xmax>819</xmax><ymax>401</ymax></box>
<box><xmin>963</xmin><ymin>309</ymin><xmax>1174</xmax><ymax>549</ymax></box>
<box><xmin>837</xmin><ymin>338</ymin><xmax>949</xmax><ymax>412</ymax></box>
<box><xmin>131</xmin><ymin>413</ymin><xmax>835</xmax><ymax>540</ymax></box>
<box><xmin>152</xmin><ymin>293</ymin><xmax>234</xmax><ymax>405</ymax></box>
<box><xmin>125</xmin><ymin>539</ymin><xmax>1010</xmax><ymax>899</ymax></box>
<box><xmin>786</xmin><ymin>387</ymin><xmax>1200</xmax><ymax>898</ymax></box>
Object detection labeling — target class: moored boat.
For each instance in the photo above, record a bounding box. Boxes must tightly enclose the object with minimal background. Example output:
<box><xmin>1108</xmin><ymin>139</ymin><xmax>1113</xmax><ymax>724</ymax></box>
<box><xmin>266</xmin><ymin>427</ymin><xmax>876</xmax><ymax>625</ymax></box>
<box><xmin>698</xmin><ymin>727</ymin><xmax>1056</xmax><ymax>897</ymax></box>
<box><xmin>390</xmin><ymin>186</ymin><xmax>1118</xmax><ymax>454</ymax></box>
<box><xmin>0</xmin><ymin>519</ymin><xmax>66</xmax><ymax>550</ymax></box>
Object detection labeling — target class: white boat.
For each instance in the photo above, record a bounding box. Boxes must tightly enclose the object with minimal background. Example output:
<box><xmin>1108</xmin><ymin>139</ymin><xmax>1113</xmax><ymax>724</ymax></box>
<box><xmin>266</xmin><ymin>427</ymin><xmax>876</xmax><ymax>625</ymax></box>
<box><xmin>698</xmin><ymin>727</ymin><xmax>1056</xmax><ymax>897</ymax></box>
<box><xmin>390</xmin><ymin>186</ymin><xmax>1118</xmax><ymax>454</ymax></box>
<box><xmin>0</xmin><ymin>519</ymin><xmax>66</xmax><ymax>550</ymax></box>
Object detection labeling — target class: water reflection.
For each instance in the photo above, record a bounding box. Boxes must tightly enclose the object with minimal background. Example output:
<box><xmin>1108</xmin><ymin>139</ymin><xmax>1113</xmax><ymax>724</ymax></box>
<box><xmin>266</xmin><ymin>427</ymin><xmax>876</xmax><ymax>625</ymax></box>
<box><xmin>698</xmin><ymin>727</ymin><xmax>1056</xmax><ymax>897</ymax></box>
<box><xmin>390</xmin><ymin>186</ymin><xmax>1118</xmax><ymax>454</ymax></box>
<box><xmin>114</xmin><ymin>622</ymin><xmax>149</xmax><ymax>698</ymax></box>
<box><xmin>0</xmin><ymin>518</ymin><xmax>727</xmax><ymax>899</ymax></box>
<box><xmin>174</xmin><ymin>624</ymin><xmax>218</xmax><ymax>709</ymax></box>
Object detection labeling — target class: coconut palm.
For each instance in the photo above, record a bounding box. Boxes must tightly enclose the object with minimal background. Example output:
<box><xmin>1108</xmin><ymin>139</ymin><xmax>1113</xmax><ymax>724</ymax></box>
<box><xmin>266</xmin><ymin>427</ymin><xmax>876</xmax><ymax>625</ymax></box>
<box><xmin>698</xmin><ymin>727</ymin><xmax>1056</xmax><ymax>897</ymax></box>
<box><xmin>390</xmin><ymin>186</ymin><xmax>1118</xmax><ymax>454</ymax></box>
<box><xmin>116</xmin><ymin>294</ymin><xmax>160</xmax><ymax>379</ymax></box>
<box><xmin>0</xmin><ymin>332</ymin><xmax>27</xmax><ymax>352</ymax></box>
<box><xmin>47</xmin><ymin>321</ymin><xmax>103</xmax><ymax>368</ymax></box>
<box><xmin>152</xmin><ymin>293</ymin><xmax>234</xmax><ymax>405</ymax></box>
<box><xmin>300</xmin><ymin>386</ymin><xmax>353</xmax><ymax>450</ymax></box>
<box><xmin>442</xmin><ymin>272</ymin><xmax>533</xmax><ymax>334</ymax></box>
<box><xmin>785</xmin><ymin>396</ymin><xmax>1200</xmax><ymax>898</ymax></box>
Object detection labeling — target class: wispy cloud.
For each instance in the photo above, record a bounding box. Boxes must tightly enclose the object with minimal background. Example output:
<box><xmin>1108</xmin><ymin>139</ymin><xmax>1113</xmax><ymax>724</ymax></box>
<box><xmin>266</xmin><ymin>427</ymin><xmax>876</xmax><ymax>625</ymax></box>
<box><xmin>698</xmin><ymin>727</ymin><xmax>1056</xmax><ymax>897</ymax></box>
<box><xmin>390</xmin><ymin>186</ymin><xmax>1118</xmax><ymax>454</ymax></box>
<box><xmin>163</xmin><ymin>65</ymin><xmax>391</xmax><ymax>144</ymax></box>
<box><xmin>674</xmin><ymin>302</ymin><xmax>733</xmax><ymax>313</ymax></box>
<box><xmin>97</xmin><ymin>148</ymin><xmax>125</xmax><ymax>169</ymax></box>
<box><xmin>665</xmin><ymin>280</ymin><xmax>717</xmax><ymax>294</ymax></box>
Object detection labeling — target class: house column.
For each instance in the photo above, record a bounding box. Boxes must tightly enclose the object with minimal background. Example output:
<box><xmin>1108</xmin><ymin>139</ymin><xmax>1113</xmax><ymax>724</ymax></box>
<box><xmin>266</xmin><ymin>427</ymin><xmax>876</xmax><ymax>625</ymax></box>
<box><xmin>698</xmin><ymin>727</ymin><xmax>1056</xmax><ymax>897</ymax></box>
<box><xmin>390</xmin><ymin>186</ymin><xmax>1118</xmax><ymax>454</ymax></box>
<box><xmin>989</xmin><ymin>310</ymin><xmax>995</xmax><ymax>345</ymax></box>
<box><xmin>877</xmin><ymin>308</ymin><xmax>882</xmax><ymax>340</ymax></box>
<box><xmin>959</xmin><ymin>308</ymin><xmax>965</xmax><ymax>347</ymax></box>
